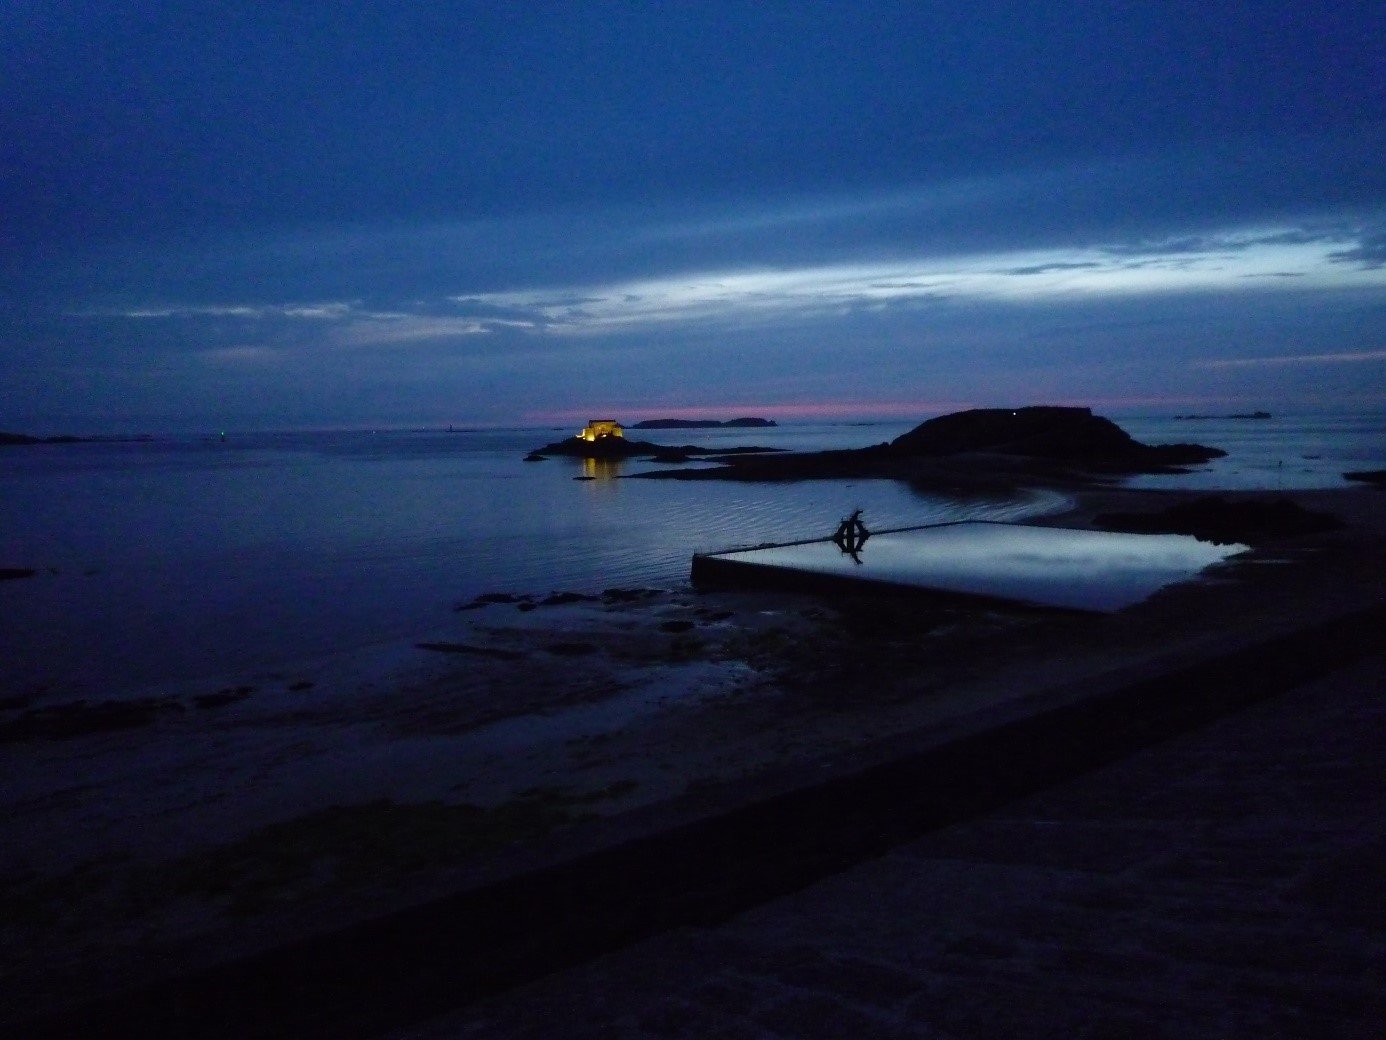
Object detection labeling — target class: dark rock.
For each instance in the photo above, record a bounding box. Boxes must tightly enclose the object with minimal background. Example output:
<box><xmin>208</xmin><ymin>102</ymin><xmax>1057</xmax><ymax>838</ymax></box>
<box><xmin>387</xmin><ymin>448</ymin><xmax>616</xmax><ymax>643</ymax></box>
<box><xmin>602</xmin><ymin>587</ymin><xmax>663</xmax><ymax>602</ymax></box>
<box><xmin>0</xmin><ymin>695</ymin><xmax>33</xmax><ymax>710</ymax></box>
<box><xmin>890</xmin><ymin>406</ymin><xmax>1224</xmax><ymax>468</ymax></box>
<box><xmin>837</xmin><ymin>599</ymin><xmax>948</xmax><ymax>637</ymax></box>
<box><xmin>415</xmin><ymin>642</ymin><xmax>525</xmax><ymax>660</ymax></box>
<box><xmin>659</xmin><ymin>620</ymin><xmax>696</xmax><ymax>633</ymax></box>
<box><xmin>545</xmin><ymin>642</ymin><xmax>598</xmax><ymax>656</ymax></box>
<box><xmin>530</xmin><ymin>435</ymin><xmax>785</xmax><ymax>460</ymax></box>
<box><xmin>630</xmin><ymin>407</ymin><xmax>1223</xmax><ymax>483</ymax></box>
<box><xmin>517</xmin><ymin>601</ymin><xmax>537</xmax><ymax>611</ymax></box>
<box><xmin>287</xmin><ymin>680</ymin><xmax>315</xmax><ymax>692</ymax></box>
<box><xmin>1</xmin><ymin>697</ymin><xmax>185</xmax><ymax>742</ymax></box>
<box><xmin>456</xmin><ymin>592</ymin><xmax>525</xmax><ymax>610</ymax></box>
<box><xmin>1344</xmin><ymin>469</ymin><xmax>1386</xmax><ymax>487</ymax></box>
<box><xmin>0</xmin><ymin>568</ymin><xmax>37</xmax><ymax>581</ymax></box>
<box><xmin>193</xmin><ymin>687</ymin><xmax>256</xmax><ymax>709</ymax></box>
<box><xmin>522</xmin><ymin>452</ymin><xmax>548</xmax><ymax>462</ymax></box>
<box><xmin>539</xmin><ymin>435</ymin><xmax>664</xmax><ymax>459</ymax></box>
<box><xmin>647</xmin><ymin>450</ymin><xmax>693</xmax><ymax>463</ymax></box>
<box><xmin>1092</xmin><ymin>496</ymin><xmax>1344</xmax><ymax>544</ymax></box>
<box><xmin>540</xmin><ymin>591</ymin><xmax>599</xmax><ymax>606</ymax></box>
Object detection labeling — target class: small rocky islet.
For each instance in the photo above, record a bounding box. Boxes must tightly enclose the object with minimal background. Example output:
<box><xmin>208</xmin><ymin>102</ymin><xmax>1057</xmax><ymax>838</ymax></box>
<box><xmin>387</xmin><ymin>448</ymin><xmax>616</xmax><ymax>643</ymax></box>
<box><xmin>527</xmin><ymin>419</ymin><xmax>784</xmax><ymax>461</ymax></box>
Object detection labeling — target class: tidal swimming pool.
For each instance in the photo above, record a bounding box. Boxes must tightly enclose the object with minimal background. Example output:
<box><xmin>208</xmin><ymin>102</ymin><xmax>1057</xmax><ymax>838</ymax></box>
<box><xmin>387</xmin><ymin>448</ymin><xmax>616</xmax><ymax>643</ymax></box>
<box><xmin>693</xmin><ymin>521</ymin><xmax>1251</xmax><ymax>612</ymax></box>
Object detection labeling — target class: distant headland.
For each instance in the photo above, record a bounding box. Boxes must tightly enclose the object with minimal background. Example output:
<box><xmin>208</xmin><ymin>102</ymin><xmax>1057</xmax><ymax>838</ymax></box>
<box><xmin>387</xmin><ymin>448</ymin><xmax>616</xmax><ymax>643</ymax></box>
<box><xmin>628</xmin><ymin>417</ymin><xmax>777</xmax><ymax>430</ymax></box>
<box><xmin>1</xmin><ymin>431</ymin><xmax>154</xmax><ymax>446</ymax></box>
<box><xmin>1172</xmin><ymin>411</ymin><xmax>1272</xmax><ymax>421</ymax></box>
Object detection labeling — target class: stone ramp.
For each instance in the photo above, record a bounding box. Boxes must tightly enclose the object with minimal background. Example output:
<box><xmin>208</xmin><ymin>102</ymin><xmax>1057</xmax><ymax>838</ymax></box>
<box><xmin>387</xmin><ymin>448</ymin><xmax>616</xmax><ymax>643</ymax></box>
<box><xmin>410</xmin><ymin>650</ymin><xmax>1386</xmax><ymax>1039</ymax></box>
<box><xmin>14</xmin><ymin>602</ymin><xmax>1385</xmax><ymax>1040</ymax></box>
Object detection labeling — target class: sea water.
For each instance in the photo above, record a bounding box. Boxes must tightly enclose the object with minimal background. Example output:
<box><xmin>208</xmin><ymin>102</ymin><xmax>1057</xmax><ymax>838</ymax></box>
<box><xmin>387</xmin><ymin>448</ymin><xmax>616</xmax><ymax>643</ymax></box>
<box><xmin>1</xmin><ymin>415</ymin><xmax>1382</xmax><ymax>697</ymax></box>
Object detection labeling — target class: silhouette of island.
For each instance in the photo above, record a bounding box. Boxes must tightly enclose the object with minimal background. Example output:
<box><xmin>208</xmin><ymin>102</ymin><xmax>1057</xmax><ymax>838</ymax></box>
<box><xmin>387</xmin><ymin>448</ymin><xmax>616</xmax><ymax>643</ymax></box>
<box><xmin>888</xmin><ymin>406</ymin><xmax>1220</xmax><ymax>465</ymax></box>
<box><xmin>1173</xmin><ymin>411</ymin><xmax>1272</xmax><ymax>420</ymax></box>
<box><xmin>629</xmin><ymin>417</ymin><xmax>777</xmax><ymax>429</ymax></box>
<box><xmin>1</xmin><ymin>431</ymin><xmax>154</xmax><ymax>446</ymax></box>
<box><xmin>528</xmin><ymin>429</ymin><xmax>783</xmax><ymax>461</ymax></box>
<box><xmin>632</xmin><ymin>406</ymin><xmax>1225</xmax><ymax>484</ymax></box>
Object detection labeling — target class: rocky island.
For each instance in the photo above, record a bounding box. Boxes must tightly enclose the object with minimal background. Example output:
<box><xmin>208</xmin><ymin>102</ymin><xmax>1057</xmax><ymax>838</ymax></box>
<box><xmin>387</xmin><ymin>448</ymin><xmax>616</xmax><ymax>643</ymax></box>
<box><xmin>531</xmin><ymin>436</ymin><xmax>782</xmax><ymax>461</ymax></box>
<box><xmin>633</xmin><ymin>406</ymin><xmax>1224</xmax><ymax>485</ymax></box>
<box><xmin>527</xmin><ymin>417</ymin><xmax>781</xmax><ymax>460</ymax></box>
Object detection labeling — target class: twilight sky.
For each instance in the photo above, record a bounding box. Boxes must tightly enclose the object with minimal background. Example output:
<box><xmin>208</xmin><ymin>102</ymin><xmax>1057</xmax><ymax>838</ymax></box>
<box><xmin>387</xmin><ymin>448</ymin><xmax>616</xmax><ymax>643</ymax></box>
<box><xmin>2</xmin><ymin>2</ymin><xmax>1384</xmax><ymax>431</ymax></box>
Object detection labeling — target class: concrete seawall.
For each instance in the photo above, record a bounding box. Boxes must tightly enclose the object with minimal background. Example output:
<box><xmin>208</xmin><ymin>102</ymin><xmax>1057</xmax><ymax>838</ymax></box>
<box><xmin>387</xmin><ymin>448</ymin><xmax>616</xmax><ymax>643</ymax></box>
<box><xmin>18</xmin><ymin>596</ymin><xmax>1386</xmax><ymax>1039</ymax></box>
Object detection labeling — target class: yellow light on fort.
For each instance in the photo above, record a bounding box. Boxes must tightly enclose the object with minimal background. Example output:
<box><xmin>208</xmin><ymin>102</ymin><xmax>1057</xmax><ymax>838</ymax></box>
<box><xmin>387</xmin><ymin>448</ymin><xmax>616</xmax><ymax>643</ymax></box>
<box><xmin>578</xmin><ymin>419</ymin><xmax>623</xmax><ymax>442</ymax></box>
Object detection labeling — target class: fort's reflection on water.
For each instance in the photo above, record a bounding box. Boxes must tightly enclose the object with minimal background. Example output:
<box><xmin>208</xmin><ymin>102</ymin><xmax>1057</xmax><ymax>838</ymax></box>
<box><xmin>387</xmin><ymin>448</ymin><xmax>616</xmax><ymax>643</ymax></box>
<box><xmin>582</xmin><ymin>457</ymin><xmax>624</xmax><ymax>482</ymax></box>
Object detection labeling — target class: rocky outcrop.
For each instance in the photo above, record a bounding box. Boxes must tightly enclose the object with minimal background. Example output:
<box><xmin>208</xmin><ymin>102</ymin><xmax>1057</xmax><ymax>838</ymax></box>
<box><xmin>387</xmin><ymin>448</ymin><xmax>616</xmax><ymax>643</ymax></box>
<box><xmin>1344</xmin><ymin>469</ymin><xmax>1386</xmax><ymax>487</ymax></box>
<box><xmin>1</xmin><ymin>696</ymin><xmax>186</xmax><ymax>742</ymax></box>
<box><xmin>888</xmin><ymin>407</ymin><xmax>1223</xmax><ymax>469</ymax></box>
<box><xmin>533</xmin><ymin>436</ymin><xmax>666</xmax><ymax>458</ymax></box>
<box><xmin>633</xmin><ymin>407</ymin><xmax>1224</xmax><ymax>484</ymax></box>
<box><xmin>529</xmin><ymin>436</ymin><xmax>781</xmax><ymax>460</ymax></box>
<box><xmin>1092</xmin><ymin>496</ymin><xmax>1343</xmax><ymax>544</ymax></box>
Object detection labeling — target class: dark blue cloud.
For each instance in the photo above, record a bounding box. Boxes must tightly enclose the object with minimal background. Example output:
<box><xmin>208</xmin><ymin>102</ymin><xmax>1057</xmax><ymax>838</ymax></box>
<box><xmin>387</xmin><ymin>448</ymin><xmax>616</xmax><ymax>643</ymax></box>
<box><xmin>1329</xmin><ymin>232</ymin><xmax>1386</xmax><ymax>269</ymax></box>
<box><xmin>2</xmin><ymin>2</ymin><xmax>1384</xmax><ymax>427</ymax></box>
<box><xmin>3</xmin><ymin>2</ymin><xmax>1383</xmax><ymax>246</ymax></box>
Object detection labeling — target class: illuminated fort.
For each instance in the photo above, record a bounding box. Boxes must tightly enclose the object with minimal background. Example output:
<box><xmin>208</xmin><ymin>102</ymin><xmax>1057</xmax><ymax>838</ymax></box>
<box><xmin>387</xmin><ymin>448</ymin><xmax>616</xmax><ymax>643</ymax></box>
<box><xmin>578</xmin><ymin>419</ymin><xmax>623</xmax><ymax>442</ymax></box>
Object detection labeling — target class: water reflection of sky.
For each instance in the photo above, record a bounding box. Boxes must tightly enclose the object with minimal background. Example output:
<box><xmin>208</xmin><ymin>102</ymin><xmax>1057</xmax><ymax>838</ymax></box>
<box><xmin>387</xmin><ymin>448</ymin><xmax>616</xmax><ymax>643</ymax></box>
<box><xmin>715</xmin><ymin>522</ymin><xmax>1249</xmax><ymax>612</ymax></box>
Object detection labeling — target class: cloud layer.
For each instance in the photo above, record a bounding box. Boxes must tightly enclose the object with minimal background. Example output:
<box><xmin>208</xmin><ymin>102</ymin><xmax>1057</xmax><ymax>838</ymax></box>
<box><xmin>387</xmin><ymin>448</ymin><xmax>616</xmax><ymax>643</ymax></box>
<box><xmin>2</xmin><ymin>4</ymin><xmax>1383</xmax><ymax>429</ymax></box>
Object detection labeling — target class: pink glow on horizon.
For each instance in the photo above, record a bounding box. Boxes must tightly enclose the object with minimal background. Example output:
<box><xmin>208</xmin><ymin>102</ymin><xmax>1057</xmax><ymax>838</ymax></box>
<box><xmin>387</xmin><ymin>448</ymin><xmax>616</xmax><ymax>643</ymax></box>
<box><xmin>525</xmin><ymin>393</ymin><xmax>1272</xmax><ymax>424</ymax></box>
<box><xmin>528</xmin><ymin>400</ymin><xmax>981</xmax><ymax>424</ymax></box>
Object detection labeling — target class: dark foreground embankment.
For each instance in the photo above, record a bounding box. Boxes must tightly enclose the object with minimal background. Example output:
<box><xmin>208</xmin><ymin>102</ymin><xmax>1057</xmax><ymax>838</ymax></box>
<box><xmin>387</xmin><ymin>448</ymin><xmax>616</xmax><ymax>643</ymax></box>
<box><xmin>16</xmin><ymin>597</ymin><xmax>1386</xmax><ymax>1040</ymax></box>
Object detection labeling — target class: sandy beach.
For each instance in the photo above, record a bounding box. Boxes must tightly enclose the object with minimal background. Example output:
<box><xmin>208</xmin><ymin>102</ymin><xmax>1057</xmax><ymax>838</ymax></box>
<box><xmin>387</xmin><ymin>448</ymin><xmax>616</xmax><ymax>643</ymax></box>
<box><xmin>2</xmin><ymin>481</ymin><xmax>1383</xmax><ymax>1027</ymax></box>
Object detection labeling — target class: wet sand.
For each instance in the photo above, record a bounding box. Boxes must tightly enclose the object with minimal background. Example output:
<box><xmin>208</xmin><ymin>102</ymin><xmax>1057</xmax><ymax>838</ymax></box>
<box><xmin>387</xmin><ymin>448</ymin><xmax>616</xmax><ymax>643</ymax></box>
<box><xmin>2</xmin><ymin>484</ymin><xmax>1382</xmax><ymax>1027</ymax></box>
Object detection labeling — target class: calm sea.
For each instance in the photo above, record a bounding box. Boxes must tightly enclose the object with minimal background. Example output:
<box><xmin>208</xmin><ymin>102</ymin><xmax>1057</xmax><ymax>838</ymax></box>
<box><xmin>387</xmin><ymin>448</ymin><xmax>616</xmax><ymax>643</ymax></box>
<box><xmin>2</xmin><ymin>415</ymin><xmax>1383</xmax><ymax>698</ymax></box>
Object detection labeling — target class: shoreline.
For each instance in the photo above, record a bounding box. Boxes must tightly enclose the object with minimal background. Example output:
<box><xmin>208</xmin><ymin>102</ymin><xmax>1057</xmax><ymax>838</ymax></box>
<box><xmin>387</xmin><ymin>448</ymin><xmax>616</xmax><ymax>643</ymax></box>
<box><xmin>3</xmin><ymin>483</ymin><xmax>1384</xmax><ymax>1024</ymax></box>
